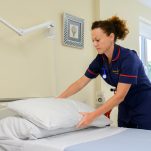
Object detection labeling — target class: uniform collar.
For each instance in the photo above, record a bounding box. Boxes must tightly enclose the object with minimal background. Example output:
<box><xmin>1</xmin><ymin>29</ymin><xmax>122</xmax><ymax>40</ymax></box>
<box><xmin>112</xmin><ymin>44</ymin><xmax>120</xmax><ymax>62</ymax></box>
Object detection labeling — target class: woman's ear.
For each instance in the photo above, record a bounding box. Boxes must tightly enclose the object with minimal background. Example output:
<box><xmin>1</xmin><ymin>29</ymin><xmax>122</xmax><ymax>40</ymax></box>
<box><xmin>109</xmin><ymin>33</ymin><xmax>115</xmax><ymax>42</ymax></box>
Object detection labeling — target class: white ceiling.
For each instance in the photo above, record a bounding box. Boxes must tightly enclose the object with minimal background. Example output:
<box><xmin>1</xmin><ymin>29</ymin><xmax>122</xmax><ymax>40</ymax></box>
<box><xmin>137</xmin><ymin>0</ymin><xmax>151</xmax><ymax>9</ymax></box>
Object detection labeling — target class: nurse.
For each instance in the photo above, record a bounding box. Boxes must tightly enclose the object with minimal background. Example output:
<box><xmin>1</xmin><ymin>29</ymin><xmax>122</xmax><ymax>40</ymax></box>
<box><xmin>58</xmin><ymin>16</ymin><xmax>151</xmax><ymax>130</ymax></box>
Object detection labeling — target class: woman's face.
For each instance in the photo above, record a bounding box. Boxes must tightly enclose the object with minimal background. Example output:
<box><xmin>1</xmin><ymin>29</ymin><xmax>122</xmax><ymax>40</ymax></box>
<box><xmin>91</xmin><ymin>28</ymin><xmax>114</xmax><ymax>54</ymax></box>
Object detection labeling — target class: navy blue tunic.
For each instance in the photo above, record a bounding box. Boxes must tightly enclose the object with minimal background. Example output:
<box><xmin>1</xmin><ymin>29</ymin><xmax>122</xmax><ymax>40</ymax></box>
<box><xmin>85</xmin><ymin>44</ymin><xmax>151</xmax><ymax>130</ymax></box>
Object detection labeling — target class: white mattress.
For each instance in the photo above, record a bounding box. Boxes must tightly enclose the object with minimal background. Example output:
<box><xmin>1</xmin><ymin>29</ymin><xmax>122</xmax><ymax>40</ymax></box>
<box><xmin>0</xmin><ymin>126</ymin><xmax>126</xmax><ymax>151</ymax></box>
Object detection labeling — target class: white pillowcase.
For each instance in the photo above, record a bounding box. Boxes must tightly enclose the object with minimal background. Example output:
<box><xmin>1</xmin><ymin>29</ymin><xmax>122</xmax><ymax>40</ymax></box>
<box><xmin>7</xmin><ymin>98</ymin><xmax>111</xmax><ymax>130</ymax></box>
<box><xmin>0</xmin><ymin>116</ymin><xmax>36</xmax><ymax>140</ymax></box>
<box><xmin>0</xmin><ymin>116</ymin><xmax>82</xmax><ymax>140</ymax></box>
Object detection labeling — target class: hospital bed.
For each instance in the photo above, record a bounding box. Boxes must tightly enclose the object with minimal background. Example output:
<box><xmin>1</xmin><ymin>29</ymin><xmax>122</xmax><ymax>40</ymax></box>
<box><xmin>0</xmin><ymin>98</ymin><xmax>151</xmax><ymax>151</ymax></box>
<box><xmin>1</xmin><ymin>126</ymin><xmax>151</xmax><ymax>151</ymax></box>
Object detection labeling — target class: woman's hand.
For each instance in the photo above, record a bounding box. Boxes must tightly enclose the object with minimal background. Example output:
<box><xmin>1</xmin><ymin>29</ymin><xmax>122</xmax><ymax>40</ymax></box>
<box><xmin>76</xmin><ymin>111</ymin><xmax>97</xmax><ymax>128</ymax></box>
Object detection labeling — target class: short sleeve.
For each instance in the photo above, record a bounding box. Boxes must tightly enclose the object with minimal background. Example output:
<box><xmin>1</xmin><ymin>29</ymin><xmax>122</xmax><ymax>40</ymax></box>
<box><xmin>119</xmin><ymin>51</ymin><xmax>139</xmax><ymax>84</ymax></box>
<box><xmin>85</xmin><ymin>55</ymin><xmax>101</xmax><ymax>79</ymax></box>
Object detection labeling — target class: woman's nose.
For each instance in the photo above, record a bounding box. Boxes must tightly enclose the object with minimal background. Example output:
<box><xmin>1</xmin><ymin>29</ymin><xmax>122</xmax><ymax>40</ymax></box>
<box><xmin>93</xmin><ymin>41</ymin><xmax>97</xmax><ymax>47</ymax></box>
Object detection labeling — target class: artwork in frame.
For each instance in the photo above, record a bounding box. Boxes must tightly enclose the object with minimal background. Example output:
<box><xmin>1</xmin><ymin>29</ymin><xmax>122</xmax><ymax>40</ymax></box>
<box><xmin>63</xmin><ymin>13</ymin><xmax>84</xmax><ymax>49</ymax></box>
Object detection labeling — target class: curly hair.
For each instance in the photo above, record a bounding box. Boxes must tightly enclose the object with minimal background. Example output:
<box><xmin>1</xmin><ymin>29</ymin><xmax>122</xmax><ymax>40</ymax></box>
<box><xmin>91</xmin><ymin>16</ymin><xmax>129</xmax><ymax>42</ymax></box>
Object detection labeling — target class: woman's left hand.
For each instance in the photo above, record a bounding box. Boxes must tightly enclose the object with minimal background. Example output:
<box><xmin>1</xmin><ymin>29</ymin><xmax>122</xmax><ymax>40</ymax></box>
<box><xmin>76</xmin><ymin>112</ymin><xmax>97</xmax><ymax>128</ymax></box>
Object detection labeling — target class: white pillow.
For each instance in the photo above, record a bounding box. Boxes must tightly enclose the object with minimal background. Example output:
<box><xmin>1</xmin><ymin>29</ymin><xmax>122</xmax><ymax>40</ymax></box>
<box><xmin>7</xmin><ymin>98</ymin><xmax>111</xmax><ymax>130</ymax></box>
<box><xmin>0</xmin><ymin>116</ymin><xmax>37</xmax><ymax>140</ymax></box>
<box><xmin>0</xmin><ymin>107</ymin><xmax>17</xmax><ymax>120</ymax></box>
<box><xmin>0</xmin><ymin>116</ymin><xmax>82</xmax><ymax>140</ymax></box>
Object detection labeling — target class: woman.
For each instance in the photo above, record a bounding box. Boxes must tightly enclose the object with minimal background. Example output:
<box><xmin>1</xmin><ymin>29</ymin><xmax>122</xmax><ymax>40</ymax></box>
<box><xmin>58</xmin><ymin>16</ymin><xmax>151</xmax><ymax>130</ymax></box>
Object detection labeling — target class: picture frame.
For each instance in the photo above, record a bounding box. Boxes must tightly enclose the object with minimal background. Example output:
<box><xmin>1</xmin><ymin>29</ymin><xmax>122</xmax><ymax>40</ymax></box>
<box><xmin>63</xmin><ymin>13</ymin><xmax>84</xmax><ymax>49</ymax></box>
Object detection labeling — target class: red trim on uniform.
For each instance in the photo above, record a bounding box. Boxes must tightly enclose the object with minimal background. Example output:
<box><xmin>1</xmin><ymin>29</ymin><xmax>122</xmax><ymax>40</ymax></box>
<box><xmin>112</xmin><ymin>47</ymin><xmax>120</xmax><ymax>62</ymax></box>
<box><xmin>120</xmin><ymin>74</ymin><xmax>137</xmax><ymax>78</ymax></box>
<box><xmin>87</xmin><ymin>69</ymin><xmax>98</xmax><ymax>76</ymax></box>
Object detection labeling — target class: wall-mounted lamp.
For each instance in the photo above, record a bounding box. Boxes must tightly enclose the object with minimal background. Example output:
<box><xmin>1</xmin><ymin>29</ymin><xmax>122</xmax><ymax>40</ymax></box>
<box><xmin>0</xmin><ymin>18</ymin><xmax>55</xmax><ymax>38</ymax></box>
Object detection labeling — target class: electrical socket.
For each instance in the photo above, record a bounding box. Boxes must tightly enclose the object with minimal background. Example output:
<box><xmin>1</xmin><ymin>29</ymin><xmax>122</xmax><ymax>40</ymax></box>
<box><xmin>95</xmin><ymin>91</ymin><xmax>105</xmax><ymax>108</ymax></box>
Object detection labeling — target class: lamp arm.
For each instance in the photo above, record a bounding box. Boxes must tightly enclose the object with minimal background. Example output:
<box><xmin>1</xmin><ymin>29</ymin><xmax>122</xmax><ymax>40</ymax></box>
<box><xmin>0</xmin><ymin>18</ymin><xmax>54</xmax><ymax>36</ymax></box>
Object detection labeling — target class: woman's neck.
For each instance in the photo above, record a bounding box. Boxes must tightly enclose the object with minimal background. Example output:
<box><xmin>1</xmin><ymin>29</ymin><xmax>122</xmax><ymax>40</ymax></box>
<box><xmin>104</xmin><ymin>44</ymin><xmax>114</xmax><ymax>64</ymax></box>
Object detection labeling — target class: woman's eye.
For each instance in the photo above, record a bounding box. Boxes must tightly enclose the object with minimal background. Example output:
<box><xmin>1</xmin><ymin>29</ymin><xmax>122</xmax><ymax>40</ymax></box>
<box><xmin>92</xmin><ymin>39</ymin><xmax>100</xmax><ymax>42</ymax></box>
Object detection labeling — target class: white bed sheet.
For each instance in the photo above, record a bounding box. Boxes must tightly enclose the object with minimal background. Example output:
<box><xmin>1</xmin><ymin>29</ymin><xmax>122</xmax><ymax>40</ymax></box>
<box><xmin>0</xmin><ymin>126</ymin><xmax>126</xmax><ymax>151</ymax></box>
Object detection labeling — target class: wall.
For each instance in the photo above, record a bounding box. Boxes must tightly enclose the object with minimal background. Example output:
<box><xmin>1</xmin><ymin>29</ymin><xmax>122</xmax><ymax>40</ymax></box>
<box><xmin>0</xmin><ymin>0</ymin><xmax>99</xmax><ymax>105</ymax></box>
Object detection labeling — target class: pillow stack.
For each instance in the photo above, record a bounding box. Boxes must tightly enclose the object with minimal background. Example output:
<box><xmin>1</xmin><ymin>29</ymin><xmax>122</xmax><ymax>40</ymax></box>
<box><xmin>0</xmin><ymin>98</ymin><xmax>112</xmax><ymax>140</ymax></box>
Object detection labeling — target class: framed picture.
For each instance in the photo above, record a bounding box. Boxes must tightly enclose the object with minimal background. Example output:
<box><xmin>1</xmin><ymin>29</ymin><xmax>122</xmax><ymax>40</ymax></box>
<box><xmin>63</xmin><ymin>13</ymin><xmax>84</xmax><ymax>49</ymax></box>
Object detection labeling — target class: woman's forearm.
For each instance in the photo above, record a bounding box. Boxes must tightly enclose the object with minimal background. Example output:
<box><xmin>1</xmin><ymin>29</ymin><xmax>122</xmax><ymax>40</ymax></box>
<box><xmin>58</xmin><ymin>81</ymin><xmax>83</xmax><ymax>98</ymax></box>
<box><xmin>58</xmin><ymin>76</ymin><xmax>91</xmax><ymax>98</ymax></box>
<box><xmin>94</xmin><ymin>83</ymin><xmax>131</xmax><ymax>117</ymax></box>
<box><xmin>94</xmin><ymin>93</ymin><xmax>124</xmax><ymax>117</ymax></box>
